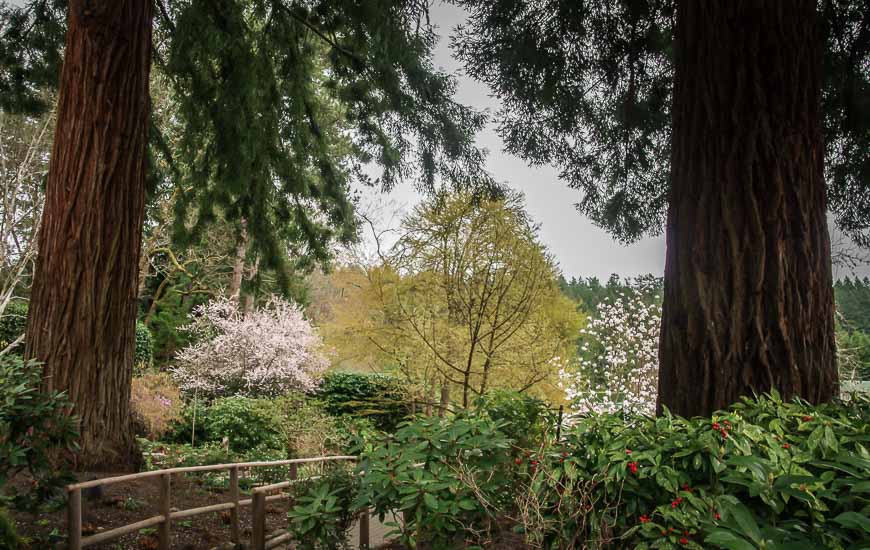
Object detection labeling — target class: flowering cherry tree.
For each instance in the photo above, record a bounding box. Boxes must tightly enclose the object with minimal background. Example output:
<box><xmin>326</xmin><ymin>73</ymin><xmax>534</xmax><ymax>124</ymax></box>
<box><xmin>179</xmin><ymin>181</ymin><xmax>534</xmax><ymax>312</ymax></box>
<box><xmin>172</xmin><ymin>297</ymin><xmax>328</xmax><ymax>398</ymax></box>
<box><xmin>560</xmin><ymin>285</ymin><xmax>661</xmax><ymax>415</ymax></box>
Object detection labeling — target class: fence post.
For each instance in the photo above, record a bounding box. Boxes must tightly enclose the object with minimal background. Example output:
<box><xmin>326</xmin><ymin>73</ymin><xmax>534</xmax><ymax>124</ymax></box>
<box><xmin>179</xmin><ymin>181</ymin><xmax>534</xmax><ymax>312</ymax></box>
<box><xmin>252</xmin><ymin>491</ymin><xmax>266</xmax><ymax>550</ymax></box>
<box><xmin>288</xmin><ymin>462</ymin><xmax>298</xmax><ymax>505</ymax></box>
<box><xmin>359</xmin><ymin>507</ymin><xmax>370</xmax><ymax>549</ymax></box>
<box><xmin>68</xmin><ymin>487</ymin><xmax>82</xmax><ymax>550</ymax></box>
<box><xmin>229</xmin><ymin>466</ymin><xmax>240</xmax><ymax>543</ymax></box>
<box><xmin>158</xmin><ymin>473</ymin><xmax>171</xmax><ymax>550</ymax></box>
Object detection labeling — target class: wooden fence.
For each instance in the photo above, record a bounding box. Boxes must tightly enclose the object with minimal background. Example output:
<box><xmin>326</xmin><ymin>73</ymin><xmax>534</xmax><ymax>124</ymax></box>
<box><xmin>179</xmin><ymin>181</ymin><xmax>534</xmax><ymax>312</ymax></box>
<box><xmin>66</xmin><ymin>455</ymin><xmax>363</xmax><ymax>549</ymax></box>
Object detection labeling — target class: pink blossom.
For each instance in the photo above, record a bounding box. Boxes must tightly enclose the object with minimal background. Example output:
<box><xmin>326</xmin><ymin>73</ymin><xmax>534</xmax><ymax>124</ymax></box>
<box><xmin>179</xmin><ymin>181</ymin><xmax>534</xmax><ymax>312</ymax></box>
<box><xmin>172</xmin><ymin>297</ymin><xmax>328</xmax><ymax>397</ymax></box>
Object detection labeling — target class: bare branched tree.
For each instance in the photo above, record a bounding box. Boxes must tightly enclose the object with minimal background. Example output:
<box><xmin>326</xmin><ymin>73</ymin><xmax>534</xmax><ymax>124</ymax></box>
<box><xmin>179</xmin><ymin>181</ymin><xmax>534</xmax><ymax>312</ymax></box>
<box><xmin>0</xmin><ymin>108</ymin><xmax>53</xmax><ymax>354</ymax></box>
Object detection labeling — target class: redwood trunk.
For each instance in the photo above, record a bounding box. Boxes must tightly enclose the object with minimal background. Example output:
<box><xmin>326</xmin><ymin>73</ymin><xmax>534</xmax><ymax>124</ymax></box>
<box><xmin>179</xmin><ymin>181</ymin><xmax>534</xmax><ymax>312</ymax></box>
<box><xmin>658</xmin><ymin>0</ymin><xmax>838</xmax><ymax>417</ymax></box>
<box><xmin>25</xmin><ymin>0</ymin><xmax>152</xmax><ymax>469</ymax></box>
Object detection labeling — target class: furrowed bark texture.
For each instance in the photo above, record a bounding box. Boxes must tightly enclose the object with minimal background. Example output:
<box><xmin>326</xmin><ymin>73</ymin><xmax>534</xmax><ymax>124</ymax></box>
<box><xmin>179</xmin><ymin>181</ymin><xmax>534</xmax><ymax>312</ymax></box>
<box><xmin>658</xmin><ymin>0</ymin><xmax>838</xmax><ymax>417</ymax></box>
<box><xmin>25</xmin><ymin>0</ymin><xmax>152</xmax><ymax>469</ymax></box>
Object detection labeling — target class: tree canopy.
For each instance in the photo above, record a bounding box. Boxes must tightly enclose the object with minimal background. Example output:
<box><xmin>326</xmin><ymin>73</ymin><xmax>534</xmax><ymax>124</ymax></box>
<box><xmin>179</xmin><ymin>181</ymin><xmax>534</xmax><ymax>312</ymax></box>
<box><xmin>1</xmin><ymin>0</ymin><xmax>495</xmax><ymax>284</ymax></box>
<box><xmin>453</xmin><ymin>0</ymin><xmax>869</xmax><ymax>246</ymax></box>
<box><xmin>321</xmin><ymin>192</ymin><xmax>583</xmax><ymax>406</ymax></box>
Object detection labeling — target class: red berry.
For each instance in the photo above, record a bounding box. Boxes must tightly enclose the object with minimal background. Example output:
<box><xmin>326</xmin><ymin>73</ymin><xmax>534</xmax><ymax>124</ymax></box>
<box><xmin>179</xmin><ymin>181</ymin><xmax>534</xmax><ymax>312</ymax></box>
<box><xmin>515</xmin><ymin>458</ymin><xmax>522</xmax><ymax>465</ymax></box>
<box><xmin>782</xmin><ymin>443</ymin><xmax>790</xmax><ymax>449</ymax></box>
<box><xmin>680</xmin><ymin>537</ymin><xmax>689</xmax><ymax>544</ymax></box>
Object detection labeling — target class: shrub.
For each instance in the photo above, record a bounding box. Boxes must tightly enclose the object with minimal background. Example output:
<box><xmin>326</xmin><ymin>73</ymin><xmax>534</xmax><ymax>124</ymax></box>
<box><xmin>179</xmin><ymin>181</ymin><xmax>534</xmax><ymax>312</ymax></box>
<box><xmin>288</xmin><ymin>464</ymin><xmax>360</xmax><ymax>548</ymax></box>
<box><xmin>336</xmin><ymin>394</ymin><xmax>870</xmax><ymax>548</ymax></box>
<box><xmin>0</xmin><ymin>356</ymin><xmax>78</xmax><ymax>508</ymax></box>
<box><xmin>267</xmin><ymin>394</ymin><xmax>357</xmax><ymax>457</ymax></box>
<box><xmin>166</xmin><ymin>396</ymin><xmax>287</xmax><ymax>452</ymax></box>
<box><xmin>201</xmin><ymin>396</ymin><xmax>281</xmax><ymax>452</ymax></box>
<box><xmin>134</xmin><ymin>322</ymin><xmax>154</xmax><ymax>370</ymax></box>
<box><xmin>355</xmin><ymin>412</ymin><xmax>514</xmax><ymax>547</ymax></box>
<box><xmin>165</xmin><ymin>399</ymin><xmax>209</xmax><ymax>446</ymax></box>
<box><xmin>516</xmin><ymin>392</ymin><xmax>870</xmax><ymax>549</ymax></box>
<box><xmin>477</xmin><ymin>389</ymin><xmax>555</xmax><ymax>450</ymax></box>
<box><xmin>0</xmin><ymin>302</ymin><xmax>27</xmax><ymax>353</ymax></box>
<box><xmin>317</xmin><ymin>372</ymin><xmax>409</xmax><ymax>431</ymax></box>
<box><xmin>130</xmin><ymin>372</ymin><xmax>184</xmax><ymax>439</ymax></box>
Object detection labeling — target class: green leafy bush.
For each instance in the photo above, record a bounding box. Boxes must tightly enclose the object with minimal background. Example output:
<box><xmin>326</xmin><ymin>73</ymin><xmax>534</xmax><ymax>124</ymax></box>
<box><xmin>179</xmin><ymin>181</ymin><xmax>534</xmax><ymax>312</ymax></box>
<box><xmin>134</xmin><ymin>321</ymin><xmax>154</xmax><ymax>370</ymax></box>
<box><xmin>165</xmin><ymin>399</ymin><xmax>209</xmax><ymax>445</ymax></box>
<box><xmin>267</xmin><ymin>394</ymin><xmax>375</xmax><ymax>457</ymax></box>
<box><xmin>317</xmin><ymin>372</ymin><xmax>409</xmax><ymax>431</ymax></box>
<box><xmin>0</xmin><ymin>356</ymin><xmax>78</xmax><ymax>508</ymax></box>
<box><xmin>355</xmin><ymin>412</ymin><xmax>514</xmax><ymax>547</ymax></box>
<box><xmin>0</xmin><ymin>302</ymin><xmax>27</xmax><ymax>353</ymax></box>
<box><xmin>477</xmin><ymin>389</ymin><xmax>556</xmax><ymax>449</ymax></box>
<box><xmin>288</xmin><ymin>464</ymin><xmax>360</xmax><ymax>548</ymax></box>
<box><xmin>201</xmin><ymin>397</ymin><xmax>281</xmax><ymax>451</ymax></box>
<box><xmin>166</xmin><ymin>397</ymin><xmax>280</xmax><ymax>451</ymax></box>
<box><xmin>517</xmin><ymin>392</ymin><xmax>870</xmax><ymax>549</ymax></box>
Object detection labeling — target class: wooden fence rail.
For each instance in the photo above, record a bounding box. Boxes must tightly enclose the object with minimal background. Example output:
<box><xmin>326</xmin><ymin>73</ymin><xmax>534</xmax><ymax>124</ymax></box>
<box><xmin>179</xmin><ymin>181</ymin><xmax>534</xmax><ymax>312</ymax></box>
<box><xmin>66</xmin><ymin>455</ymin><xmax>357</xmax><ymax>549</ymax></box>
<box><xmin>248</xmin><ymin>475</ymin><xmax>371</xmax><ymax>550</ymax></box>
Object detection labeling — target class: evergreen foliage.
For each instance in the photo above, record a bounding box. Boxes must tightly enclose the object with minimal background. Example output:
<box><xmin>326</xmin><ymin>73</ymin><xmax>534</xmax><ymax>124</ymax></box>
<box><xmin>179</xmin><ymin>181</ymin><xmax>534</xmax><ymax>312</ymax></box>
<box><xmin>133</xmin><ymin>321</ymin><xmax>154</xmax><ymax>369</ymax></box>
<box><xmin>1</xmin><ymin>0</ymin><xmax>495</xmax><ymax>287</ymax></box>
<box><xmin>835</xmin><ymin>277</ymin><xmax>870</xmax><ymax>333</ymax></box>
<box><xmin>0</xmin><ymin>301</ymin><xmax>27</xmax><ymax>352</ymax></box>
<box><xmin>453</xmin><ymin>0</ymin><xmax>869</xmax><ymax>245</ymax></box>
<box><xmin>559</xmin><ymin>273</ymin><xmax>662</xmax><ymax>311</ymax></box>
<box><xmin>316</xmin><ymin>372</ymin><xmax>409</xmax><ymax>432</ymax></box>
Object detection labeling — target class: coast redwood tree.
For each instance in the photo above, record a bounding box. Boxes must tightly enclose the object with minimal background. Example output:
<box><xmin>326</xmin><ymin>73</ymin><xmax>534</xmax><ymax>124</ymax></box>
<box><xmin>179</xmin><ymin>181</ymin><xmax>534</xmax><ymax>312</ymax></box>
<box><xmin>2</xmin><ymin>0</ymin><xmax>490</xmax><ymax>466</ymax></box>
<box><xmin>24</xmin><ymin>0</ymin><xmax>152</xmax><ymax>467</ymax></box>
<box><xmin>455</xmin><ymin>0</ymin><xmax>869</xmax><ymax>416</ymax></box>
<box><xmin>658</xmin><ymin>1</ymin><xmax>837</xmax><ymax>416</ymax></box>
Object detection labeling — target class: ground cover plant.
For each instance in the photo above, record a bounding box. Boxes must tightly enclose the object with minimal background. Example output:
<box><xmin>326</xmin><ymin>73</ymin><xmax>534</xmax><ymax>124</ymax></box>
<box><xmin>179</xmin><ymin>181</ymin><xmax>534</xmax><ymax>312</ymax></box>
<box><xmin>285</xmin><ymin>393</ymin><xmax>870</xmax><ymax>549</ymax></box>
<box><xmin>0</xmin><ymin>355</ymin><xmax>78</xmax><ymax>509</ymax></box>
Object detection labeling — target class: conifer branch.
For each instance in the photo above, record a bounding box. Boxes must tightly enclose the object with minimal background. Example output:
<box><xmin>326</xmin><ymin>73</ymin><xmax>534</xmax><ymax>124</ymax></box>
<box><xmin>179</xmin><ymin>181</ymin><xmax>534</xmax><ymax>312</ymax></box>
<box><xmin>275</xmin><ymin>3</ymin><xmax>364</xmax><ymax>66</ymax></box>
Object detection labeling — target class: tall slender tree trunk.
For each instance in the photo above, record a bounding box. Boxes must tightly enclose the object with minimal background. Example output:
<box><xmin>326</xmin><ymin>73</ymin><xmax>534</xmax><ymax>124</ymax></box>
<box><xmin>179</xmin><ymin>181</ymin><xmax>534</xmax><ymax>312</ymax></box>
<box><xmin>229</xmin><ymin>219</ymin><xmax>247</xmax><ymax>306</ymax></box>
<box><xmin>658</xmin><ymin>0</ymin><xmax>838</xmax><ymax>417</ymax></box>
<box><xmin>25</xmin><ymin>0</ymin><xmax>153</xmax><ymax>469</ymax></box>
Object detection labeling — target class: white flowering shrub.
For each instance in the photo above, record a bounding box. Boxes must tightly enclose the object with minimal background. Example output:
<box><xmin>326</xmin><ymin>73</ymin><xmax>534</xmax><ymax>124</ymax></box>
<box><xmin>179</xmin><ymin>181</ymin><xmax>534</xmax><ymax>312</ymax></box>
<box><xmin>172</xmin><ymin>297</ymin><xmax>328</xmax><ymax>398</ymax></box>
<box><xmin>560</xmin><ymin>286</ymin><xmax>661</xmax><ymax>415</ymax></box>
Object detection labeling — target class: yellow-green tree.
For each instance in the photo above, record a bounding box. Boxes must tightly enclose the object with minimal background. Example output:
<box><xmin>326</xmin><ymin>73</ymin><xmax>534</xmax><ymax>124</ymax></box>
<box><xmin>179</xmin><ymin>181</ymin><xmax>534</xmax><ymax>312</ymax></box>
<box><xmin>322</xmin><ymin>193</ymin><xmax>583</xmax><ymax>407</ymax></box>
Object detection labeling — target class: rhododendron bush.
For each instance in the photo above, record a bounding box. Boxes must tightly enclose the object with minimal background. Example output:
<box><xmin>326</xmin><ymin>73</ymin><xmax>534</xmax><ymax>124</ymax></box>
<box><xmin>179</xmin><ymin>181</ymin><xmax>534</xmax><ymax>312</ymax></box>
<box><xmin>560</xmin><ymin>284</ymin><xmax>661</xmax><ymax>415</ymax></box>
<box><xmin>172</xmin><ymin>297</ymin><xmax>328</xmax><ymax>398</ymax></box>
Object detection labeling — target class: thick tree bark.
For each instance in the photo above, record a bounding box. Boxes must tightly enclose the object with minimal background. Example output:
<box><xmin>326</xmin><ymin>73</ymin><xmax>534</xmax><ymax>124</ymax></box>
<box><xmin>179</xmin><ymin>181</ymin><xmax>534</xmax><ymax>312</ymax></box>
<box><xmin>25</xmin><ymin>0</ymin><xmax>152</xmax><ymax>469</ymax></box>
<box><xmin>658</xmin><ymin>0</ymin><xmax>838</xmax><ymax>417</ymax></box>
